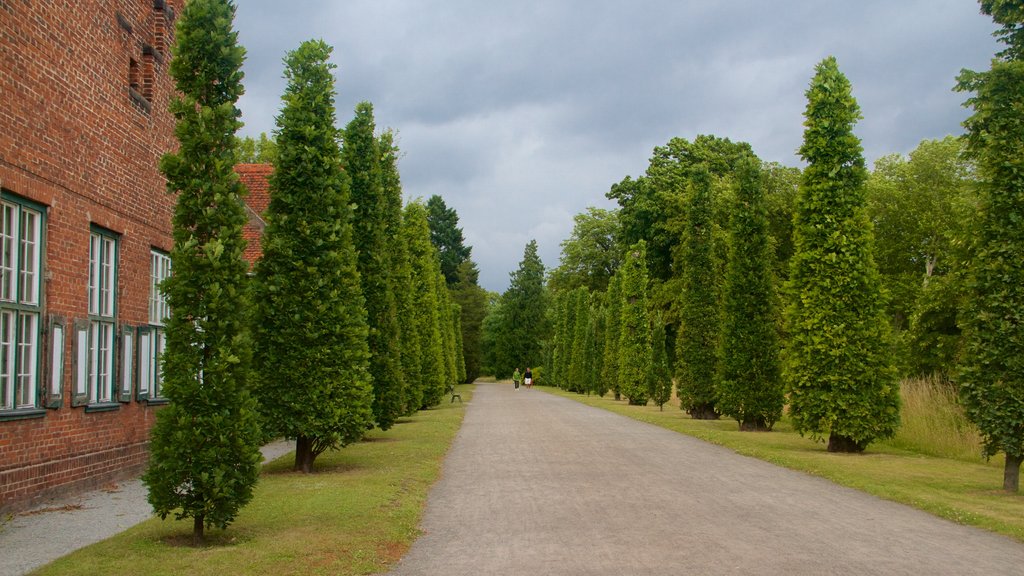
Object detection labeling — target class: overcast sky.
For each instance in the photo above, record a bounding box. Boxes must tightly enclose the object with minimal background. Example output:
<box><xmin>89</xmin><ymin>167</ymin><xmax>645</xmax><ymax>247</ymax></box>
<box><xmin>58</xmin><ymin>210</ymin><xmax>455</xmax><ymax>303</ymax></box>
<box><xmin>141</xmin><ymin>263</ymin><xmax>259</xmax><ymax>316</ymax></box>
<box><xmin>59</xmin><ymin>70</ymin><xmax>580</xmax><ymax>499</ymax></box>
<box><xmin>233</xmin><ymin>1</ymin><xmax>999</xmax><ymax>293</ymax></box>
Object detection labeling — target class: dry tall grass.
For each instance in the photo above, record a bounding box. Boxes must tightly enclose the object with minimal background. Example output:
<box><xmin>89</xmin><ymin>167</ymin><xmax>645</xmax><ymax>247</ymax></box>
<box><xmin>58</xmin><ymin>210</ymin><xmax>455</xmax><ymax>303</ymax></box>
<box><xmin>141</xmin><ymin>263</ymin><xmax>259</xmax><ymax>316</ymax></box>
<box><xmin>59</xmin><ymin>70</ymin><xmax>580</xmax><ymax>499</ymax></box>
<box><xmin>892</xmin><ymin>374</ymin><xmax>983</xmax><ymax>463</ymax></box>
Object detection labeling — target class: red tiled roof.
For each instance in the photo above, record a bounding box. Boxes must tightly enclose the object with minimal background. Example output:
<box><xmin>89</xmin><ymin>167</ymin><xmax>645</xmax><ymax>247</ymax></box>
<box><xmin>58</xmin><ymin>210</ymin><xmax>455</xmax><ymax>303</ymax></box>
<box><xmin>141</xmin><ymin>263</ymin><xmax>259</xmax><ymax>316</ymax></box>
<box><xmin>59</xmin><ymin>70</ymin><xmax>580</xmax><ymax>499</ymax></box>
<box><xmin>235</xmin><ymin>163</ymin><xmax>273</xmax><ymax>266</ymax></box>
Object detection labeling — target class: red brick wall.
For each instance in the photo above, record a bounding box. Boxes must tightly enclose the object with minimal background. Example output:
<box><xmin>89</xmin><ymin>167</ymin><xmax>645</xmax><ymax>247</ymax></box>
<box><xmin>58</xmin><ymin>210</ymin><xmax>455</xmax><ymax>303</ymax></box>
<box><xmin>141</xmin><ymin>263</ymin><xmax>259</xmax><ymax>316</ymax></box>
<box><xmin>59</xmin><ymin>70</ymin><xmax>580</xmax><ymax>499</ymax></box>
<box><xmin>0</xmin><ymin>0</ymin><xmax>183</xmax><ymax>513</ymax></box>
<box><xmin>237</xmin><ymin>163</ymin><xmax>273</xmax><ymax>265</ymax></box>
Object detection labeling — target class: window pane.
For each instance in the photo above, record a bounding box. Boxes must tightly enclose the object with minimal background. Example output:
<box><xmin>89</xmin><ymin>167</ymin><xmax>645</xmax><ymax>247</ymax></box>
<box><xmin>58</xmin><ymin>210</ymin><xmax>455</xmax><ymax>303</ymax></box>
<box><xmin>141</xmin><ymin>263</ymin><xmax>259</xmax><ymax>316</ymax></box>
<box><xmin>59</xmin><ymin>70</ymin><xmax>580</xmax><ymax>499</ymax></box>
<box><xmin>138</xmin><ymin>331</ymin><xmax>151</xmax><ymax>396</ymax></box>
<box><xmin>17</xmin><ymin>313</ymin><xmax>37</xmax><ymax>408</ymax></box>
<box><xmin>0</xmin><ymin>310</ymin><xmax>13</xmax><ymax>409</ymax></box>
<box><xmin>101</xmin><ymin>238</ymin><xmax>115</xmax><ymax>318</ymax></box>
<box><xmin>1</xmin><ymin>203</ymin><xmax>15</xmax><ymax>303</ymax></box>
<box><xmin>88</xmin><ymin>234</ymin><xmax>100</xmax><ymax>315</ymax></box>
<box><xmin>154</xmin><ymin>329</ymin><xmax>165</xmax><ymax>397</ymax></box>
<box><xmin>89</xmin><ymin>322</ymin><xmax>99</xmax><ymax>401</ymax></box>
<box><xmin>98</xmin><ymin>322</ymin><xmax>113</xmax><ymax>402</ymax></box>
<box><xmin>121</xmin><ymin>330</ymin><xmax>133</xmax><ymax>398</ymax></box>
<box><xmin>19</xmin><ymin>210</ymin><xmax>38</xmax><ymax>305</ymax></box>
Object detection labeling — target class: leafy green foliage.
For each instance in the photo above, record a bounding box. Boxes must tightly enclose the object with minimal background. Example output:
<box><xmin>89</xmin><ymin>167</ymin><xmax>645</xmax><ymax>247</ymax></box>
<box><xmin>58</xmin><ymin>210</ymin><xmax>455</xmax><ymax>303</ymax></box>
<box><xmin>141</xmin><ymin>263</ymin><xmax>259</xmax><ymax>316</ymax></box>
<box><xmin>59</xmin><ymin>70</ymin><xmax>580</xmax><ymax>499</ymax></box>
<box><xmin>600</xmin><ymin>273</ymin><xmax>622</xmax><ymax>399</ymax></box>
<box><xmin>784</xmin><ymin>56</ymin><xmax>899</xmax><ymax>452</ymax></box>
<box><xmin>649</xmin><ymin>312</ymin><xmax>673</xmax><ymax>410</ymax></box>
<box><xmin>237</xmin><ymin>132</ymin><xmax>278</xmax><ymax>164</ymax></box>
<box><xmin>451</xmin><ymin>260</ymin><xmax>488</xmax><ymax>382</ymax></box>
<box><xmin>956</xmin><ymin>4</ymin><xmax>1024</xmax><ymax>490</ymax></box>
<box><xmin>403</xmin><ymin>202</ymin><xmax>447</xmax><ymax>407</ymax></box>
<box><xmin>617</xmin><ymin>241</ymin><xmax>651</xmax><ymax>405</ymax></box>
<box><xmin>343</xmin><ymin>102</ymin><xmax>405</xmax><ymax>431</ymax></box>
<box><xmin>426</xmin><ymin>195</ymin><xmax>472</xmax><ymax>286</ymax></box>
<box><xmin>378</xmin><ymin>132</ymin><xmax>421</xmax><ymax>412</ymax></box>
<box><xmin>675</xmin><ymin>168</ymin><xmax>721</xmax><ymax>419</ymax></box>
<box><xmin>567</xmin><ymin>288</ymin><xmax>592</xmax><ymax>393</ymax></box>
<box><xmin>548</xmin><ymin>207</ymin><xmax>621</xmax><ymax>293</ymax></box>
<box><xmin>143</xmin><ymin>0</ymin><xmax>261</xmax><ymax>541</ymax></box>
<box><xmin>250</xmin><ymin>40</ymin><xmax>373</xmax><ymax>472</ymax></box>
<box><xmin>716</xmin><ymin>157</ymin><xmax>783</xmax><ymax>431</ymax></box>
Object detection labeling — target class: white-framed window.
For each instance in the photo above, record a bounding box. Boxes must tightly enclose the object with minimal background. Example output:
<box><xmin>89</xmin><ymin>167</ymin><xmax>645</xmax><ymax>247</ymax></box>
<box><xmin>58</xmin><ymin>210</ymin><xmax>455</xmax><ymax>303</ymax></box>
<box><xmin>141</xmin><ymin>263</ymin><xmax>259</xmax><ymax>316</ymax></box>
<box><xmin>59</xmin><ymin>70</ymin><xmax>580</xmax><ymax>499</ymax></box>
<box><xmin>81</xmin><ymin>228</ymin><xmax>118</xmax><ymax>406</ymax></box>
<box><xmin>0</xmin><ymin>193</ymin><xmax>44</xmax><ymax>415</ymax></box>
<box><xmin>141</xmin><ymin>250</ymin><xmax>170</xmax><ymax>401</ymax></box>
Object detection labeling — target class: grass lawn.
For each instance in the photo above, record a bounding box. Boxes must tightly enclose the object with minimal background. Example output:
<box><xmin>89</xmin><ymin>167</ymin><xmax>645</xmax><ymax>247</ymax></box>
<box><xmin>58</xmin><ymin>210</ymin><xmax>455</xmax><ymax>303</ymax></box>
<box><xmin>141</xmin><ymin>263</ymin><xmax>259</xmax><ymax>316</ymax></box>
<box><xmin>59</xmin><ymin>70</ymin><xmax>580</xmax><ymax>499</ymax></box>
<box><xmin>31</xmin><ymin>384</ymin><xmax>473</xmax><ymax>576</ymax></box>
<box><xmin>541</xmin><ymin>386</ymin><xmax>1024</xmax><ymax>543</ymax></box>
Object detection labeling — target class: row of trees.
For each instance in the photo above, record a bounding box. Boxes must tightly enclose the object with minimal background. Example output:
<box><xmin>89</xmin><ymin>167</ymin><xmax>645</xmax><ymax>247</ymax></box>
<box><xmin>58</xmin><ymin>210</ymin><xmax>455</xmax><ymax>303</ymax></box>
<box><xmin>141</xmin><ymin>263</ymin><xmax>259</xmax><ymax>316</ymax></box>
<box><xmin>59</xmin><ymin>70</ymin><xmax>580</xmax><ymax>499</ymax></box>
<box><xmin>534</xmin><ymin>1</ymin><xmax>1024</xmax><ymax>491</ymax></box>
<box><xmin>143</xmin><ymin>0</ymin><xmax>469</xmax><ymax>542</ymax></box>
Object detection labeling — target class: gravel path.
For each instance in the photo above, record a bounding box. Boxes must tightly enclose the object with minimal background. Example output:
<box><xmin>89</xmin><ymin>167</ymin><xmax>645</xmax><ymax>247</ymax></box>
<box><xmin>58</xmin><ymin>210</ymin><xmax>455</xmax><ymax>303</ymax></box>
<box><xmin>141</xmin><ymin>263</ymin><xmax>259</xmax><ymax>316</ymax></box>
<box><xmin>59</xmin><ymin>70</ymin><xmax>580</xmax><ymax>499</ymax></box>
<box><xmin>1</xmin><ymin>440</ymin><xmax>294</xmax><ymax>576</ymax></box>
<box><xmin>386</xmin><ymin>382</ymin><xmax>1024</xmax><ymax>576</ymax></box>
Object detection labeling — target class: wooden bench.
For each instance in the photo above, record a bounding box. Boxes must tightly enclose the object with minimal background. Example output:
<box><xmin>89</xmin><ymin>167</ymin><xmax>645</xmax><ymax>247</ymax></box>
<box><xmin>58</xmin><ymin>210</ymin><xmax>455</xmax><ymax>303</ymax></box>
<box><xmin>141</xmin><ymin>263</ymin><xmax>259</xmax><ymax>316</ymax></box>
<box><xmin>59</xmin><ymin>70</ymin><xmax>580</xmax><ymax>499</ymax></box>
<box><xmin>446</xmin><ymin>383</ymin><xmax>462</xmax><ymax>403</ymax></box>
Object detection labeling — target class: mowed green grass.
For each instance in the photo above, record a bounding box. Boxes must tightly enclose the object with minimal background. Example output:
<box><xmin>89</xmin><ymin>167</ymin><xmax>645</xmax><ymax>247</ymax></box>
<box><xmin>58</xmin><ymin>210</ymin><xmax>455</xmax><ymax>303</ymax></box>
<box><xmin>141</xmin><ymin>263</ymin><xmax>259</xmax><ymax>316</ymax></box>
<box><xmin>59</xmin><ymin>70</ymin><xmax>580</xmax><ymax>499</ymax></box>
<box><xmin>32</xmin><ymin>384</ymin><xmax>473</xmax><ymax>576</ymax></box>
<box><xmin>542</xmin><ymin>384</ymin><xmax>1024</xmax><ymax>542</ymax></box>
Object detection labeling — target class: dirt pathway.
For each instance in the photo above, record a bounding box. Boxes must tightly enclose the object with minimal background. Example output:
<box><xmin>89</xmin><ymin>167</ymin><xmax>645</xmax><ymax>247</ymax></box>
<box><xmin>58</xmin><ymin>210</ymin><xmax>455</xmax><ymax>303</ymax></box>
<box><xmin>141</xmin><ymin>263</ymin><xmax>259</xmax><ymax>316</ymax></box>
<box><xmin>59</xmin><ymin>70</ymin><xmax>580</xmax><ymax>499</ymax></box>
<box><xmin>386</xmin><ymin>382</ymin><xmax>1024</xmax><ymax>575</ymax></box>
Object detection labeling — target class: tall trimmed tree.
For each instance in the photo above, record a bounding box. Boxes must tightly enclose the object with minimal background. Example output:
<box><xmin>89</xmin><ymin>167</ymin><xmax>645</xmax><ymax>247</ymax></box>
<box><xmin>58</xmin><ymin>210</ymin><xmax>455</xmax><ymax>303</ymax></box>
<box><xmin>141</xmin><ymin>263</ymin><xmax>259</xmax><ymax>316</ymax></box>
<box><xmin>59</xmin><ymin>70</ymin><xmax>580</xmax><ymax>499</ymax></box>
<box><xmin>650</xmin><ymin>312</ymin><xmax>673</xmax><ymax>411</ymax></box>
<box><xmin>675</xmin><ymin>168</ymin><xmax>721</xmax><ymax>419</ymax></box>
<box><xmin>601</xmin><ymin>273</ymin><xmax>622</xmax><ymax>399</ymax></box>
<box><xmin>716</xmin><ymin>156</ymin><xmax>783</xmax><ymax>431</ymax></box>
<box><xmin>143</xmin><ymin>0</ymin><xmax>262</xmax><ymax>544</ymax></box>
<box><xmin>404</xmin><ymin>201</ymin><xmax>447</xmax><ymax>407</ymax></box>
<box><xmin>379</xmin><ymin>131</ymin><xmax>419</xmax><ymax>412</ymax></box>
<box><xmin>618</xmin><ymin>241</ymin><xmax>651</xmax><ymax>405</ymax></box>
<box><xmin>451</xmin><ymin>259</ymin><xmax>487</xmax><ymax>382</ymax></box>
<box><xmin>956</xmin><ymin>1</ymin><xmax>1024</xmax><ymax>492</ymax></box>
<box><xmin>784</xmin><ymin>56</ymin><xmax>899</xmax><ymax>453</ymax></box>
<box><xmin>343</xmin><ymin>102</ymin><xmax>404</xmax><ymax>431</ymax></box>
<box><xmin>251</xmin><ymin>40</ymin><xmax>373</xmax><ymax>473</ymax></box>
<box><xmin>568</xmin><ymin>288</ymin><xmax>591</xmax><ymax>393</ymax></box>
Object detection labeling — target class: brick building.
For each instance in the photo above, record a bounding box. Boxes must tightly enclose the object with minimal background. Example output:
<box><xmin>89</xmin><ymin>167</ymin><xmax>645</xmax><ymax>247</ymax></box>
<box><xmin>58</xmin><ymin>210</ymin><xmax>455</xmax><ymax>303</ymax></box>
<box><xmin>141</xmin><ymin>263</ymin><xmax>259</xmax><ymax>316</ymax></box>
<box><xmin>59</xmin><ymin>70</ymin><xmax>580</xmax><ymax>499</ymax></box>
<box><xmin>0</xmin><ymin>0</ymin><xmax>185</xmax><ymax>513</ymax></box>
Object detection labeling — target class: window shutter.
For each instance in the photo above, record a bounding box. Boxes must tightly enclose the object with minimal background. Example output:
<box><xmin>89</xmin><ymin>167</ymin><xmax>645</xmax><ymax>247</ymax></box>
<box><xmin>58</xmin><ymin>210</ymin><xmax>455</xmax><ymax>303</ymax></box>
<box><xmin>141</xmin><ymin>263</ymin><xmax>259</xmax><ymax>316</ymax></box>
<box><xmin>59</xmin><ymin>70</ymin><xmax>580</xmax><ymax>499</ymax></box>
<box><xmin>136</xmin><ymin>327</ymin><xmax>151</xmax><ymax>401</ymax></box>
<box><xmin>71</xmin><ymin>320</ymin><xmax>89</xmax><ymax>407</ymax></box>
<box><xmin>46</xmin><ymin>316</ymin><xmax>65</xmax><ymax>409</ymax></box>
<box><xmin>118</xmin><ymin>325</ymin><xmax>134</xmax><ymax>403</ymax></box>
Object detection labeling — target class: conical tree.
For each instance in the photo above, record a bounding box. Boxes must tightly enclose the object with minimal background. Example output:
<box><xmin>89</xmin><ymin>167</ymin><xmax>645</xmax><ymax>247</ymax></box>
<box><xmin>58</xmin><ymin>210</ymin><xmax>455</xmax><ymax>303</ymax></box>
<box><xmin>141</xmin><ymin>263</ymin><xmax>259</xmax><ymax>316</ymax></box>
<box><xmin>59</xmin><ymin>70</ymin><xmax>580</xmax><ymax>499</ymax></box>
<box><xmin>451</xmin><ymin>259</ymin><xmax>487</xmax><ymax>382</ymax></box>
<box><xmin>601</xmin><ymin>272</ymin><xmax>622</xmax><ymax>399</ymax></box>
<box><xmin>716</xmin><ymin>156</ymin><xmax>784</xmax><ymax>431</ymax></box>
<box><xmin>436</xmin><ymin>271</ymin><xmax>458</xmax><ymax>388</ymax></box>
<box><xmin>343</xmin><ymin>102</ymin><xmax>404</xmax><ymax>431</ymax></box>
<box><xmin>251</xmin><ymin>40</ymin><xmax>373</xmax><ymax>473</ymax></box>
<box><xmin>675</xmin><ymin>167</ymin><xmax>721</xmax><ymax>419</ymax></box>
<box><xmin>452</xmin><ymin>301</ymin><xmax>467</xmax><ymax>384</ymax></box>
<box><xmin>618</xmin><ymin>241</ymin><xmax>651</xmax><ymax>405</ymax></box>
<box><xmin>143</xmin><ymin>0</ymin><xmax>262</xmax><ymax>544</ymax></box>
<box><xmin>956</xmin><ymin>1</ymin><xmax>1024</xmax><ymax>492</ymax></box>
<box><xmin>427</xmin><ymin>195</ymin><xmax>472</xmax><ymax>286</ymax></box>
<box><xmin>588</xmin><ymin>297</ymin><xmax>606</xmax><ymax>396</ymax></box>
<box><xmin>784</xmin><ymin>56</ymin><xmax>899</xmax><ymax>453</ymax></box>
<box><xmin>379</xmin><ymin>131</ymin><xmax>419</xmax><ymax>413</ymax></box>
<box><xmin>549</xmin><ymin>290</ymin><xmax>573</xmax><ymax>388</ymax></box>
<box><xmin>500</xmin><ymin>240</ymin><xmax>548</xmax><ymax>371</ymax></box>
<box><xmin>404</xmin><ymin>201</ymin><xmax>446</xmax><ymax>407</ymax></box>
<box><xmin>649</xmin><ymin>312</ymin><xmax>673</xmax><ymax>411</ymax></box>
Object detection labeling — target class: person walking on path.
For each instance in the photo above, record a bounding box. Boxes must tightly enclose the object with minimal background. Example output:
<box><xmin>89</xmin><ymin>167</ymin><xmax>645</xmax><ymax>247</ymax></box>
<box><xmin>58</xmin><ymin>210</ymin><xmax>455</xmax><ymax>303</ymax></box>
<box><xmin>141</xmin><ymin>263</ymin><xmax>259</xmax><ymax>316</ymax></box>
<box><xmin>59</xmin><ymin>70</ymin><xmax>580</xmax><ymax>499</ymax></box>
<box><xmin>524</xmin><ymin>367</ymin><xmax>533</xmax><ymax>388</ymax></box>
<box><xmin>512</xmin><ymin>367</ymin><xmax>521</xmax><ymax>390</ymax></box>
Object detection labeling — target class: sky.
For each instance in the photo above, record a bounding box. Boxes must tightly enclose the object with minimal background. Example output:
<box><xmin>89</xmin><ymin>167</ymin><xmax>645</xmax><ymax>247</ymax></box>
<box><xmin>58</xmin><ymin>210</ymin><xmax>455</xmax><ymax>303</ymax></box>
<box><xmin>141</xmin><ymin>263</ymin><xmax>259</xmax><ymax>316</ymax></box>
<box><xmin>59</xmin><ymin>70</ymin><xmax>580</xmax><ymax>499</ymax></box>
<box><xmin>232</xmin><ymin>1</ymin><xmax>1000</xmax><ymax>293</ymax></box>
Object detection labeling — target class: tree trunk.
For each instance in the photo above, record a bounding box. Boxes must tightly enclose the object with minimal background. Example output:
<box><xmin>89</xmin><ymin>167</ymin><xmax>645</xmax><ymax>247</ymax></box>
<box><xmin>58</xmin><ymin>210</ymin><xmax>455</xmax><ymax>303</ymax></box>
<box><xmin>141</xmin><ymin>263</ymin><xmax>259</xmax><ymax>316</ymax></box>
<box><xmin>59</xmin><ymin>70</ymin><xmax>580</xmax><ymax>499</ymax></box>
<box><xmin>739</xmin><ymin>416</ymin><xmax>770</xmax><ymax>432</ymax></box>
<box><xmin>1004</xmin><ymin>453</ymin><xmax>1022</xmax><ymax>493</ymax></box>
<box><xmin>295</xmin><ymin>435</ymin><xmax>315</xmax><ymax>473</ymax></box>
<box><xmin>193</xmin><ymin>515</ymin><xmax>204</xmax><ymax>546</ymax></box>
<box><xmin>827</xmin><ymin>433</ymin><xmax>866</xmax><ymax>453</ymax></box>
<box><xmin>688</xmin><ymin>403</ymin><xmax>720</xmax><ymax>420</ymax></box>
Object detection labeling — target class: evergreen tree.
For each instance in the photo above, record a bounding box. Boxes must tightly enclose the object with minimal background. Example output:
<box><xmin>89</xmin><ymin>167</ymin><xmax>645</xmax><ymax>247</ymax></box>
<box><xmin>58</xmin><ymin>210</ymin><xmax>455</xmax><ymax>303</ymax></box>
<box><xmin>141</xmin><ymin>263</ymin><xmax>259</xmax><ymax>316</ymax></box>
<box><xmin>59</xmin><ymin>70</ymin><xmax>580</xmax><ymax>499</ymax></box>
<box><xmin>675</xmin><ymin>168</ymin><xmax>721</xmax><ymax>419</ymax></box>
<box><xmin>436</xmin><ymin>271</ymin><xmax>458</xmax><ymax>388</ymax></box>
<box><xmin>451</xmin><ymin>259</ymin><xmax>487</xmax><ymax>382</ymax></box>
<box><xmin>379</xmin><ymin>131</ymin><xmax>418</xmax><ymax>413</ymax></box>
<box><xmin>589</xmin><ymin>297</ymin><xmax>606</xmax><ymax>396</ymax></box>
<box><xmin>143</xmin><ymin>0</ymin><xmax>261</xmax><ymax>544</ymax></box>
<box><xmin>716</xmin><ymin>156</ymin><xmax>783</xmax><ymax>431</ymax></box>
<box><xmin>427</xmin><ymin>195</ymin><xmax>472</xmax><ymax>286</ymax></box>
<box><xmin>649</xmin><ymin>312</ymin><xmax>673</xmax><ymax>411</ymax></box>
<box><xmin>618</xmin><ymin>241</ymin><xmax>651</xmax><ymax>405</ymax></box>
<box><xmin>500</xmin><ymin>240</ymin><xmax>548</xmax><ymax>370</ymax></box>
<box><xmin>343</xmin><ymin>102</ymin><xmax>404</xmax><ymax>430</ymax></box>
<box><xmin>452</xmin><ymin>302</ymin><xmax>467</xmax><ymax>384</ymax></box>
<box><xmin>601</xmin><ymin>273</ymin><xmax>623</xmax><ymax>399</ymax></box>
<box><xmin>784</xmin><ymin>57</ymin><xmax>899</xmax><ymax>453</ymax></box>
<box><xmin>956</xmin><ymin>1</ymin><xmax>1024</xmax><ymax>492</ymax></box>
<box><xmin>404</xmin><ymin>202</ymin><xmax>447</xmax><ymax>407</ymax></box>
<box><xmin>250</xmin><ymin>40</ymin><xmax>373</xmax><ymax>472</ymax></box>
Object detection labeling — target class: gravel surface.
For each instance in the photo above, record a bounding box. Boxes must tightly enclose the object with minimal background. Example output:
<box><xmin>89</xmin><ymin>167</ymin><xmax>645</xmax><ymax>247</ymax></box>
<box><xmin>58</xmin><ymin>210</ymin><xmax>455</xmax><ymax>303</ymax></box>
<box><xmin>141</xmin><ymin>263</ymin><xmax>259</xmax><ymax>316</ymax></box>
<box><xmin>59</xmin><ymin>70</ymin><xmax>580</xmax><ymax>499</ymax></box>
<box><xmin>387</xmin><ymin>382</ymin><xmax>1024</xmax><ymax>576</ymax></box>
<box><xmin>1</xmin><ymin>440</ymin><xmax>294</xmax><ymax>576</ymax></box>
